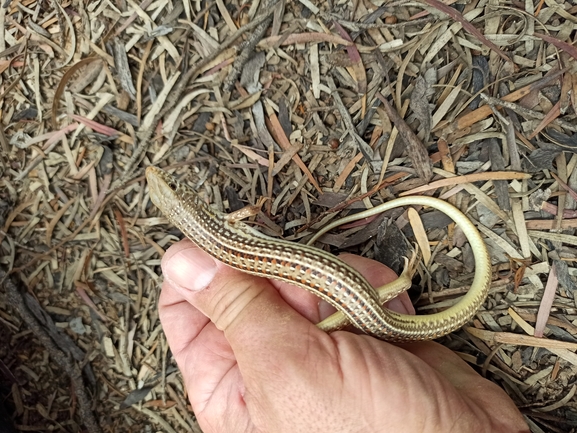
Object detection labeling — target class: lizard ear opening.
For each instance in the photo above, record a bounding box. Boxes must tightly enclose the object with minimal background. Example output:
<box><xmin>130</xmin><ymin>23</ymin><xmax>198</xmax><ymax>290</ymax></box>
<box><xmin>168</xmin><ymin>182</ymin><xmax>177</xmax><ymax>191</ymax></box>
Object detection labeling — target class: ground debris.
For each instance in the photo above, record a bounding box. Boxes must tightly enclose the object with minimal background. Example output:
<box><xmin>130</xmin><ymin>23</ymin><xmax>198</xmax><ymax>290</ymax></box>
<box><xmin>1</xmin><ymin>0</ymin><xmax>577</xmax><ymax>431</ymax></box>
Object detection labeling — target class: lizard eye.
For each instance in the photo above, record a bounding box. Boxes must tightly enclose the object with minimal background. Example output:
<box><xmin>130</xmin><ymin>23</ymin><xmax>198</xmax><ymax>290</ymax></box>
<box><xmin>168</xmin><ymin>182</ymin><xmax>177</xmax><ymax>191</ymax></box>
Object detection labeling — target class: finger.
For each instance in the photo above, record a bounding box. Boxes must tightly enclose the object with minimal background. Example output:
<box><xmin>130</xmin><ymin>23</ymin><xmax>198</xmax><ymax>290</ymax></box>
<box><xmin>270</xmin><ymin>253</ymin><xmax>413</xmax><ymax>323</ymax></box>
<box><xmin>335</xmin><ymin>254</ymin><xmax>415</xmax><ymax>315</ymax></box>
<box><xmin>158</xmin><ymin>245</ymin><xmax>210</xmax><ymax>355</ymax></box>
<box><xmin>161</xmin><ymin>241</ymin><xmax>343</xmax><ymax>426</ymax></box>
<box><xmin>162</xmin><ymin>240</ymin><xmax>414</xmax><ymax>341</ymax></box>
<box><xmin>163</xmin><ymin>238</ymin><xmax>412</xmax><ymax>323</ymax></box>
<box><xmin>158</xmin><ymin>276</ymin><xmax>231</xmax><ymax>366</ymax></box>
<box><xmin>160</xmin><ymin>239</ymin><xmax>323</xmax><ymax>362</ymax></box>
<box><xmin>159</xmin><ymin>240</ymin><xmax>406</xmax><ymax>354</ymax></box>
<box><xmin>159</xmin><ymin>262</ymin><xmax>249</xmax><ymax>422</ymax></box>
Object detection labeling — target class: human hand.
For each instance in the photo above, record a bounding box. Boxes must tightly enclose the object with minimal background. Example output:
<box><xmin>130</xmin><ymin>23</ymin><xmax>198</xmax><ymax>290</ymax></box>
<box><xmin>159</xmin><ymin>239</ymin><xmax>529</xmax><ymax>433</ymax></box>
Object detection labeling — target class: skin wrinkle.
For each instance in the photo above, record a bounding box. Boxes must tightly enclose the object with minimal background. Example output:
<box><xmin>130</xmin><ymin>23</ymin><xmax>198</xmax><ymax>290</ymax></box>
<box><xmin>372</xmin><ymin>343</ymin><xmax>458</xmax><ymax>431</ymax></box>
<box><xmin>182</xmin><ymin>339</ymin><xmax>227</xmax><ymax>412</ymax></box>
<box><xmin>445</xmin><ymin>399</ymin><xmax>480</xmax><ymax>433</ymax></box>
<box><xmin>347</xmin><ymin>338</ymin><xmax>380</xmax><ymax>430</ymax></box>
<box><xmin>201</xmin><ymin>390</ymin><xmax>252</xmax><ymax>433</ymax></box>
<box><xmin>417</xmin><ymin>365</ymin><xmax>446</xmax><ymax>423</ymax></box>
<box><xmin>476</xmin><ymin>386</ymin><xmax>525</xmax><ymax>433</ymax></box>
<box><xmin>427</xmin><ymin>366</ymin><xmax>475</xmax><ymax>433</ymax></box>
<box><xmin>450</xmin><ymin>393</ymin><xmax>500</xmax><ymax>433</ymax></box>
<box><xmin>377</xmin><ymin>346</ymin><xmax>417</xmax><ymax>429</ymax></box>
<box><xmin>327</xmin><ymin>333</ymin><xmax>348</xmax><ymax>385</ymax></box>
<box><xmin>402</xmin><ymin>343</ymin><xmax>500</xmax><ymax>431</ymax></box>
<box><xmin>426</xmin><ymin>377</ymin><xmax>459</xmax><ymax>432</ymax></box>
<box><xmin>294</xmin><ymin>327</ymin><xmax>362</xmax><ymax>431</ymax></box>
<box><xmin>201</xmin><ymin>360</ymin><xmax>237</xmax><ymax>414</ymax></box>
<box><xmin>162</xmin><ymin>304</ymin><xmax>204</xmax><ymax>357</ymax></box>
<box><xmin>216</xmin><ymin>270</ymin><xmax>311</xmax><ymax>339</ymax></box>
<box><xmin>335</xmin><ymin>336</ymin><xmax>397</xmax><ymax>430</ymax></box>
<box><xmin>210</xmin><ymin>273</ymin><xmax>269</xmax><ymax>332</ymax></box>
<box><xmin>190</xmin><ymin>346</ymin><xmax>251</xmax><ymax>432</ymax></box>
<box><xmin>237</xmin><ymin>362</ymin><xmax>280</xmax><ymax>430</ymax></box>
<box><xmin>415</xmin><ymin>358</ymin><xmax>504</xmax><ymax>433</ymax></box>
<box><xmin>402</xmin><ymin>346</ymin><xmax>498</xmax><ymax>433</ymax></box>
<box><xmin>267</xmin><ymin>336</ymin><xmax>348</xmax><ymax>432</ymax></box>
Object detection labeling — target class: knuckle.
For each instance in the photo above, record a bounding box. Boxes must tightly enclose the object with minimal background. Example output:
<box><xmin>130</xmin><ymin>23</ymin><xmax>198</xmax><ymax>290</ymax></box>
<box><xmin>209</xmin><ymin>273</ymin><xmax>267</xmax><ymax>332</ymax></box>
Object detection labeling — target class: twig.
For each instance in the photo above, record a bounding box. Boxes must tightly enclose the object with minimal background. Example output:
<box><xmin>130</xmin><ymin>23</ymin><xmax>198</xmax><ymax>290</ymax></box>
<box><xmin>326</xmin><ymin>75</ymin><xmax>374</xmax><ymax>161</ymax></box>
<box><xmin>423</xmin><ymin>0</ymin><xmax>513</xmax><ymax>65</ymax></box>
<box><xmin>480</xmin><ymin>94</ymin><xmax>577</xmax><ymax>132</ymax></box>
<box><xmin>223</xmin><ymin>0</ymin><xmax>275</xmax><ymax>91</ymax></box>
<box><xmin>376</xmin><ymin>92</ymin><xmax>433</xmax><ymax>181</ymax></box>
<box><xmin>1</xmin><ymin>271</ymin><xmax>102</xmax><ymax>433</ymax></box>
<box><xmin>0</xmin><ymin>42</ymin><xmax>28</xmax><ymax>101</ymax></box>
<box><xmin>297</xmin><ymin>174</ymin><xmax>400</xmax><ymax>233</ymax></box>
<box><xmin>325</xmin><ymin>15</ymin><xmax>435</xmax><ymax>32</ymax></box>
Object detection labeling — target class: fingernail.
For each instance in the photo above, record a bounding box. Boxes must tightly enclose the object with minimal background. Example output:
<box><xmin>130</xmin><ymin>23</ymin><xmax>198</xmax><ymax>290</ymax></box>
<box><xmin>162</xmin><ymin>247</ymin><xmax>217</xmax><ymax>291</ymax></box>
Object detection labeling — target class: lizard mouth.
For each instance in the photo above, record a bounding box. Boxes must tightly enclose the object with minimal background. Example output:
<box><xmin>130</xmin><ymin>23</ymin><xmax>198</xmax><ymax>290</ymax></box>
<box><xmin>145</xmin><ymin>166</ymin><xmax>170</xmax><ymax>209</ymax></box>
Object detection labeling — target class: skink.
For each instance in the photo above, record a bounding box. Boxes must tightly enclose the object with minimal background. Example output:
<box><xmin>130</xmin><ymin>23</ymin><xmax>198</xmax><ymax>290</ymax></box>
<box><xmin>146</xmin><ymin>166</ymin><xmax>491</xmax><ymax>342</ymax></box>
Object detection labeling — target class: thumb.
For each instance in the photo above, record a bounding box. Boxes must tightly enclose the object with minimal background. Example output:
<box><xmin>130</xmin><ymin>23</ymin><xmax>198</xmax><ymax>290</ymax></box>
<box><xmin>161</xmin><ymin>239</ymin><xmax>325</xmax><ymax>362</ymax></box>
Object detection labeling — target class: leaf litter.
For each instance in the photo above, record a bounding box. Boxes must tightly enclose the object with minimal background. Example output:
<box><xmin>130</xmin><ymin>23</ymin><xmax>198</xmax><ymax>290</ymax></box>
<box><xmin>1</xmin><ymin>0</ymin><xmax>577</xmax><ymax>431</ymax></box>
